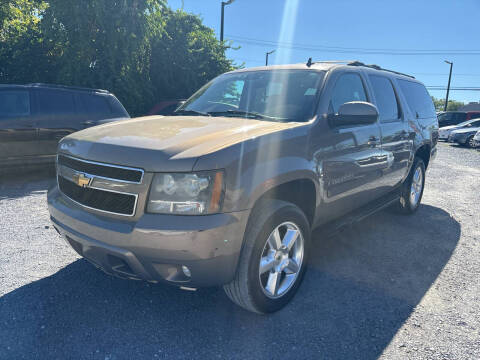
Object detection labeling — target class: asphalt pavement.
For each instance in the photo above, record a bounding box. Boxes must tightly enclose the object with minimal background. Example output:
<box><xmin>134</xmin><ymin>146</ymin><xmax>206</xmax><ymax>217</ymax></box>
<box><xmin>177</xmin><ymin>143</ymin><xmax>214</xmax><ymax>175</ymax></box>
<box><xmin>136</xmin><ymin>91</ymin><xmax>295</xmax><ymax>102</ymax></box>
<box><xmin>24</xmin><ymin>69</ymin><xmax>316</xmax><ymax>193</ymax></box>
<box><xmin>0</xmin><ymin>143</ymin><xmax>479</xmax><ymax>359</ymax></box>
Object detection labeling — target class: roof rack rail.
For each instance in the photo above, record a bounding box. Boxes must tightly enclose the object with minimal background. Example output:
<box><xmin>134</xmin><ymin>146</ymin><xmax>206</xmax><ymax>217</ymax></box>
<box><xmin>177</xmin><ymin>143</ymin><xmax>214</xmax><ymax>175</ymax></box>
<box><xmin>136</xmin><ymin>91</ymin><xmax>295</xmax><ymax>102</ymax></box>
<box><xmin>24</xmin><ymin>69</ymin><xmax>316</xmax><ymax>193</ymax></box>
<box><xmin>26</xmin><ymin>83</ymin><xmax>109</xmax><ymax>93</ymax></box>
<box><xmin>347</xmin><ymin>61</ymin><xmax>415</xmax><ymax>79</ymax></box>
<box><xmin>305</xmin><ymin>59</ymin><xmax>358</xmax><ymax>67</ymax></box>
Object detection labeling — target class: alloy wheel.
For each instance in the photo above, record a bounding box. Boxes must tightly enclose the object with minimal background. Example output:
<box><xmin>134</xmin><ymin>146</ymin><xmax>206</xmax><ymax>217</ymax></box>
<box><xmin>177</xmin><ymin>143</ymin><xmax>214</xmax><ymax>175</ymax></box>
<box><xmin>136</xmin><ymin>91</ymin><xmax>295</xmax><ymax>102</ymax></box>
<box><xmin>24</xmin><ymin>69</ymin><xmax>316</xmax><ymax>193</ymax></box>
<box><xmin>410</xmin><ymin>165</ymin><xmax>423</xmax><ymax>207</ymax></box>
<box><xmin>258</xmin><ymin>221</ymin><xmax>304</xmax><ymax>299</ymax></box>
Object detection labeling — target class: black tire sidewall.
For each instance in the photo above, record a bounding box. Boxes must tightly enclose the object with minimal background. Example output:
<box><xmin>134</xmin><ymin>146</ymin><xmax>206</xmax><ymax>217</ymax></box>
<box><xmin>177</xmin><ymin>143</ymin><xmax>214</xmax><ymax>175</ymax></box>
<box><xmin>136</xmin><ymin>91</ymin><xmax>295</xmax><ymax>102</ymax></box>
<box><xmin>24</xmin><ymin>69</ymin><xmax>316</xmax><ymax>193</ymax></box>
<box><xmin>405</xmin><ymin>159</ymin><xmax>426</xmax><ymax>212</ymax></box>
<box><xmin>246</xmin><ymin>204</ymin><xmax>310</xmax><ymax>313</ymax></box>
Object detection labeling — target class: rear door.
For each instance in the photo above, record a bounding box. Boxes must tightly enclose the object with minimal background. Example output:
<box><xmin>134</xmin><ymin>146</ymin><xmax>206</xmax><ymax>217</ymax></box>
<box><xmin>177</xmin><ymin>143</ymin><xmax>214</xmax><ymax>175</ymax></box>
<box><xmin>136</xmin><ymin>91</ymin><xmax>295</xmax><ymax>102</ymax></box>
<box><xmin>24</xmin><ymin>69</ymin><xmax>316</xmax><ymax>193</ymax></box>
<box><xmin>35</xmin><ymin>89</ymin><xmax>79</xmax><ymax>156</ymax></box>
<box><xmin>367</xmin><ymin>74</ymin><xmax>411</xmax><ymax>189</ymax></box>
<box><xmin>0</xmin><ymin>88</ymin><xmax>38</xmax><ymax>163</ymax></box>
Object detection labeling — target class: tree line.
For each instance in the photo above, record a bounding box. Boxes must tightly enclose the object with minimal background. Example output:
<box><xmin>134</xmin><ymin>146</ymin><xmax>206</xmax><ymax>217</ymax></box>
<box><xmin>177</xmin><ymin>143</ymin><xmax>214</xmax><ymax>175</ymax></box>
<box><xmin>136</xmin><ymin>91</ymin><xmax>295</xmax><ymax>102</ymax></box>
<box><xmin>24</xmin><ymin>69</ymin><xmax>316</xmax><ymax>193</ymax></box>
<box><xmin>0</xmin><ymin>0</ymin><xmax>236</xmax><ymax>116</ymax></box>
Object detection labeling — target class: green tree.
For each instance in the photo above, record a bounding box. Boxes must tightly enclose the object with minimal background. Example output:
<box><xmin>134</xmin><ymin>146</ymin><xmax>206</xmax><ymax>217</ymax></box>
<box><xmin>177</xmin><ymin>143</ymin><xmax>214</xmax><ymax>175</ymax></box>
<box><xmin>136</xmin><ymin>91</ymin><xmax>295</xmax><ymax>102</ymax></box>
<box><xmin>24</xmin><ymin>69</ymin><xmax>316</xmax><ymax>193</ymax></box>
<box><xmin>431</xmin><ymin>96</ymin><xmax>465</xmax><ymax>112</ymax></box>
<box><xmin>0</xmin><ymin>0</ymin><xmax>236</xmax><ymax>116</ymax></box>
<box><xmin>149</xmin><ymin>8</ymin><xmax>234</xmax><ymax>103</ymax></box>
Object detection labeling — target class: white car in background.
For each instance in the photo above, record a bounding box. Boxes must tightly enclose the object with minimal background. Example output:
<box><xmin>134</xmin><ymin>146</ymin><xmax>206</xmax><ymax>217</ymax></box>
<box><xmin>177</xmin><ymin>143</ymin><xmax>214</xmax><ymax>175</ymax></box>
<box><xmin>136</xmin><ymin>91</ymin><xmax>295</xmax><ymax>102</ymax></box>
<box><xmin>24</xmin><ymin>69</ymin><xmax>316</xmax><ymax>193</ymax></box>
<box><xmin>473</xmin><ymin>130</ymin><xmax>480</xmax><ymax>148</ymax></box>
<box><xmin>438</xmin><ymin>118</ymin><xmax>480</xmax><ymax>141</ymax></box>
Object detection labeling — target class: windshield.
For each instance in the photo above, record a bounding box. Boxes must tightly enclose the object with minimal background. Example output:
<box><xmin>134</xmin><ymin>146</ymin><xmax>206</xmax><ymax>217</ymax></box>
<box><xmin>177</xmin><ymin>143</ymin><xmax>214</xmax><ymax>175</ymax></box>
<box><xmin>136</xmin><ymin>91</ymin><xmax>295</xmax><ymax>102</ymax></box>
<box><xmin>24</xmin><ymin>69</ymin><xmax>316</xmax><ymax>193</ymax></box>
<box><xmin>177</xmin><ymin>70</ymin><xmax>324</xmax><ymax>122</ymax></box>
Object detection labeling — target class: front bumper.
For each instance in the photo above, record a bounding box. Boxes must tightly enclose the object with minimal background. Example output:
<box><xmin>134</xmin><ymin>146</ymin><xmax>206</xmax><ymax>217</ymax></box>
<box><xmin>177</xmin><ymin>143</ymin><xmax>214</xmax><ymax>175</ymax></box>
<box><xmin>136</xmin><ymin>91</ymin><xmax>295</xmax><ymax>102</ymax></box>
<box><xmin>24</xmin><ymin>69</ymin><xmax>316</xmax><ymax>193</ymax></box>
<box><xmin>48</xmin><ymin>187</ymin><xmax>249</xmax><ymax>287</ymax></box>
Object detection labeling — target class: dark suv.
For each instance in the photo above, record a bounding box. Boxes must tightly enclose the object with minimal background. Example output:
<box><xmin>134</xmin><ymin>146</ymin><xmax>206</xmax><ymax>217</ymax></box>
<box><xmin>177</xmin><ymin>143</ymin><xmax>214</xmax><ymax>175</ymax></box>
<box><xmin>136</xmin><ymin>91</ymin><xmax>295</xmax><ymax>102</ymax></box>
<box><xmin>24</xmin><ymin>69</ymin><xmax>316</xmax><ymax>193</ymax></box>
<box><xmin>0</xmin><ymin>83</ymin><xmax>129</xmax><ymax>170</ymax></box>
<box><xmin>48</xmin><ymin>61</ymin><xmax>438</xmax><ymax>313</ymax></box>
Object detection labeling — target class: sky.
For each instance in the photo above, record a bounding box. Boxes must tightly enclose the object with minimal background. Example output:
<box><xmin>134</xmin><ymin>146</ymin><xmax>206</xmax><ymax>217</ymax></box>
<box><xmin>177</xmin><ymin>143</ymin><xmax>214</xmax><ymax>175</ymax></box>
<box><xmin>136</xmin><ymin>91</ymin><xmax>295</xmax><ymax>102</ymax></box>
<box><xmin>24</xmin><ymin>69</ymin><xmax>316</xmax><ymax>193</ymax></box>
<box><xmin>169</xmin><ymin>0</ymin><xmax>480</xmax><ymax>104</ymax></box>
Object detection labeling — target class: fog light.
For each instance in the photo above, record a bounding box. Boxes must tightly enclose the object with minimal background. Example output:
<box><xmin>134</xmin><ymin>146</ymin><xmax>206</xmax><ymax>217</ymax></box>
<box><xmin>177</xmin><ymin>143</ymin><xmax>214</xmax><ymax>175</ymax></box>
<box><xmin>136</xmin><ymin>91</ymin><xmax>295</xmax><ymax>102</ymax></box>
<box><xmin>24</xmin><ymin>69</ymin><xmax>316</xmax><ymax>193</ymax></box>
<box><xmin>182</xmin><ymin>265</ymin><xmax>191</xmax><ymax>278</ymax></box>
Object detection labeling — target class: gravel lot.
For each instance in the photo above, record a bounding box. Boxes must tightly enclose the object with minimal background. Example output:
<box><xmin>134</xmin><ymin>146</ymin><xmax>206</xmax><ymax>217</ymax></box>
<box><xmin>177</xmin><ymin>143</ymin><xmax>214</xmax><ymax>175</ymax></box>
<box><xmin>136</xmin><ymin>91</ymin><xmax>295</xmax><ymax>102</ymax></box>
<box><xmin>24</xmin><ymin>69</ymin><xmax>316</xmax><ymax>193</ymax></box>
<box><xmin>1</xmin><ymin>143</ymin><xmax>479</xmax><ymax>360</ymax></box>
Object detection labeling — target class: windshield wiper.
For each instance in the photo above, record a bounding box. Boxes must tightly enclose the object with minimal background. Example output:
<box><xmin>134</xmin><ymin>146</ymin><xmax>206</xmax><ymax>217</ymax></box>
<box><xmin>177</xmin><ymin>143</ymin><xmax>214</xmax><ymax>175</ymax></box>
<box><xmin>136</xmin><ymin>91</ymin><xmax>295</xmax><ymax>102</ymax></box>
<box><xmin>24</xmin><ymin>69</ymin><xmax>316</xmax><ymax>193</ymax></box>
<box><xmin>208</xmin><ymin>110</ymin><xmax>267</xmax><ymax>119</ymax></box>
<box><xmin>173</xmin><ymin>109</ymin><xmax>210</xmax><ymax>116</ymax></box>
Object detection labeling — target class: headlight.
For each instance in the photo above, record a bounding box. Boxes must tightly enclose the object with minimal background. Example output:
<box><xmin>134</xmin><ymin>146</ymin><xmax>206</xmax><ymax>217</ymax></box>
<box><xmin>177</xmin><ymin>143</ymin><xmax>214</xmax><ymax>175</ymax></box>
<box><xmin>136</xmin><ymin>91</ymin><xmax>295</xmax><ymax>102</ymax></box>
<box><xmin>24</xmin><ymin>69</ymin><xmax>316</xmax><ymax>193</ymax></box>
<box><xmin>147</xmin><ymin>171</ymin><xmax>225</xmax><ymax>215</ymax></box>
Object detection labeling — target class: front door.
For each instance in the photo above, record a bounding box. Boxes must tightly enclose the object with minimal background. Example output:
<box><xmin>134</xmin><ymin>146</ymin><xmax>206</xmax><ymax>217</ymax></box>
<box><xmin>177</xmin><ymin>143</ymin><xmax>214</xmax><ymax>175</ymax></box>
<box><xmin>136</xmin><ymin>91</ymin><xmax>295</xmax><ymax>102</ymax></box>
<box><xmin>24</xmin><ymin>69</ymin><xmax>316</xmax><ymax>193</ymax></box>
<box><xmin>311</xmin><ymin>72</ymin><xmax>388</xmax><ymax>225</ymax></box>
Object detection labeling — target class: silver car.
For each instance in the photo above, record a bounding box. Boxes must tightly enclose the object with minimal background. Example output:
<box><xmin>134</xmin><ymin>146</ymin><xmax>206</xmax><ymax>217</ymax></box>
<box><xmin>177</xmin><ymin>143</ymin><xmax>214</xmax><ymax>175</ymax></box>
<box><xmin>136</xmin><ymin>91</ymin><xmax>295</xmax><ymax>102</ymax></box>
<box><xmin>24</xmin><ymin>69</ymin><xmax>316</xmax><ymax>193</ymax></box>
<box><xmin>438</xmin><ymin>118</ymin><xmax>480</xmax><ymax>141</ymax></box>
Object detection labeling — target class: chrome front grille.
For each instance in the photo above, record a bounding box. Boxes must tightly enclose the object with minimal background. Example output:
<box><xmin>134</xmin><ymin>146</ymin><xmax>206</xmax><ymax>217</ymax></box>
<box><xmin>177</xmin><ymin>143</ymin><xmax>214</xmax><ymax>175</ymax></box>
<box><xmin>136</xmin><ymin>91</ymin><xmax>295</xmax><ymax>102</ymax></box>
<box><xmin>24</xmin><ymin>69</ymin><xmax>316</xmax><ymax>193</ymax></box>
<box><xmin>57</xmin><ymin>155</ymin><xmax>144</xmax><ymax>216</ymax></box>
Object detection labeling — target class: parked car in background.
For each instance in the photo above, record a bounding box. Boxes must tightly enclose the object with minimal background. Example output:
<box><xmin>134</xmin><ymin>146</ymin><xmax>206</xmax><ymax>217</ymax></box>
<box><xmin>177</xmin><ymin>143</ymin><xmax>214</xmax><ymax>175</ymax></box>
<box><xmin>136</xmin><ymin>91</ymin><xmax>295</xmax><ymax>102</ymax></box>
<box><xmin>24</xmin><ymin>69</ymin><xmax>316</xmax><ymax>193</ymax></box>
<box><xmin>472</xmin><ymin>130</ymin><xmax>480</xmax><ymax>147</ymax></box>
<box><xmin>438</xmin><ymin>118</ymin><xmax>480</xmax><ymax>141</ymax></box>
<box><xmin>0</xmin><ymin>83</ymin><xmax>129</xmax><ymax>170</ymax></box>
<box><xmin>448</xmin><ymin>126</ymin><xmax>480</xmax><ymax>147</ymax></box>
<box><xmin>148</xmin><ymin>99</ymin><xmax>186</xmax><ymax>115</ymax></box>
<box><xmin>48</xmin><ymin>61</ymin><xmax>438</xmax><ymax>313</ymax></box>
<box><xmin>437</xmin><ymin>111</ymin><xmax>480</xmax><ymax>127</ymax></box>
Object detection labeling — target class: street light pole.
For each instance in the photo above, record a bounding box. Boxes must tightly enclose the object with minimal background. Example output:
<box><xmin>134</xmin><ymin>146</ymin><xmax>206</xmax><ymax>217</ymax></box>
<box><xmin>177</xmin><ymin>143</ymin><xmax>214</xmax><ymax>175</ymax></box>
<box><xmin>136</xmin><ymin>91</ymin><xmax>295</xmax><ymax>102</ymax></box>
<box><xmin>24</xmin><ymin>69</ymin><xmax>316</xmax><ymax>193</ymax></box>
<box><xmin>444</xmin><ymin>60</ymin><xmax>453</xmax><ymax>112</ymax></box>
<box><xmin>265</xmin><ymin>50</ymin><xmax>275</xmax><ymax>66</ymax></box>
<box><xmin>220</xmin><ymin>0</ymin><xmax>235</xmax><ymax>42</ymax></box>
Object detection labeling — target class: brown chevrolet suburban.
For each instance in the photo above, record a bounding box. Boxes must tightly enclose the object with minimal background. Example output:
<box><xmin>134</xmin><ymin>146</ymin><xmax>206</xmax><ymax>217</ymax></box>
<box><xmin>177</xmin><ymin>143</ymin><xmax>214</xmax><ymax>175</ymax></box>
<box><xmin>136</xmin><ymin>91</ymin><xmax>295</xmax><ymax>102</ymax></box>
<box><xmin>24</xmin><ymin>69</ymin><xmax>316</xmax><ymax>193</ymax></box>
<box><xmin>48</xmin><ymin>60</ymin><xmax>438</xmax><ymax>313</ymax></box>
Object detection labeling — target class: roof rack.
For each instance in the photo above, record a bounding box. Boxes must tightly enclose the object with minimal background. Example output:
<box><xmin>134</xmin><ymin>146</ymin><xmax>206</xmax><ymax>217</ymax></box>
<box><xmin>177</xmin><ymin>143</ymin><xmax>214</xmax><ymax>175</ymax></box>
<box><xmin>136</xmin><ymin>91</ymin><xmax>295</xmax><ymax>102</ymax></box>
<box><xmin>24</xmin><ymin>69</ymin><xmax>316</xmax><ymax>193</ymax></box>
<box><xmin>304</xmin><ymin>58</ymin><xmax>415</xmax><ymax>79</ymax></box>
<box><xmin>26</xmin><ymin>83</ymin><xmax>109</xmax><ymax>93</ymax></box>
<box><xmin>347</xmin><ymin>61</ymin><xmax>415</xmax><ymax>79</ymax></box>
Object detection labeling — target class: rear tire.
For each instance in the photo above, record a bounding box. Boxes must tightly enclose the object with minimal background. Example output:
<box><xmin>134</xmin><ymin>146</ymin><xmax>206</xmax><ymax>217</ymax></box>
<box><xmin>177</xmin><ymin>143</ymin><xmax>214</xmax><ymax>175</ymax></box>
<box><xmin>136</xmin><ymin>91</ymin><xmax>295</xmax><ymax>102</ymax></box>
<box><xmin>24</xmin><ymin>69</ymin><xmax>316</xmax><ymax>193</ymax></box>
<box><xmin>224</xmin><ymin>199</ymin><xmax>310</xmax><ymax>314</ymax></box>
<box><xmin>395</xmin><ymin>158</ymin><xmax>425</xmax><ymax>215</ymax></box>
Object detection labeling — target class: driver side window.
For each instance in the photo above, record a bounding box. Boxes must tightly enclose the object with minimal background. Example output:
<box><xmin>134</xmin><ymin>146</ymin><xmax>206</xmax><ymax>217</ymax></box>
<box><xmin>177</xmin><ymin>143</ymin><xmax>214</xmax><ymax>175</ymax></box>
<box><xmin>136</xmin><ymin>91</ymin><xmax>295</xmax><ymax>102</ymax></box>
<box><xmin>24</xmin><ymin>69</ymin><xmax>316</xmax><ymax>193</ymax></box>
<box><xmin>329</xmin><ymin>73</ymin><xmax>367</xmax><ymax>114</ymax></box>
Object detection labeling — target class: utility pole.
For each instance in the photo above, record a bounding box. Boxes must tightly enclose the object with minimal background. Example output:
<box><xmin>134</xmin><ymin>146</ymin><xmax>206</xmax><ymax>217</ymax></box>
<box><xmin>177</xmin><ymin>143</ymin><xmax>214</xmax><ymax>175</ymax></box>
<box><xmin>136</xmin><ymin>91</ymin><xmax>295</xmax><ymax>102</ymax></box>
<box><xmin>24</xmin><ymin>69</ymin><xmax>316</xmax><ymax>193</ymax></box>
<box><xmin>444</xmin><ymin>60</ymin><xmax>453</xmax><ymax>112</ymax></box>
<box><xmin>265</xmin><ymin>50</ymin><xmax>275</xmax><ymax>66</ymax></box>
<box><xmin>220</xmin><ymin>0</ymin><xmax>235</xmax><ymax>42</ymax></box>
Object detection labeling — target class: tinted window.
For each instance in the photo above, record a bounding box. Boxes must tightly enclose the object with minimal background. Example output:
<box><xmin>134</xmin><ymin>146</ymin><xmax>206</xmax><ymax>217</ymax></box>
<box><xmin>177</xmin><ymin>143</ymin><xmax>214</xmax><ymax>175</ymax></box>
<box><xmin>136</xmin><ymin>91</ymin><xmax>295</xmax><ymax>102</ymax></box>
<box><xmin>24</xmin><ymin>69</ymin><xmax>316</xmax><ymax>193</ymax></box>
<box><xmin>330</xmin><ymin>73</ymin><xmax>367</xmax><ymax>113</ymax></box>
<box><xmin>0</xmin><ymin>90</ymin><xmax>30</xmax><ymax>117</ymax></box>
<box><xmin>37</xmin><ymin>90</ymin><xmax>75</xmax><ymax>114</ymax></box>
<box><xmin>398</xmin><ymin>80</ymin><xmax>436</xmax><ymax>119</ymax></box>
<box><xmin>78</xmin><ymin>93</ymin><xmax>112</xmax><ymax>118</ymax></box>
<box><xmin>369</xmin><ymin>75</ymin><xmax>400</xmax><ymax>122</ymax></box>
<box><xmin>108</xmin><ymin>97</ymin><xmax>129</xmax><ymax>118</ymax></box>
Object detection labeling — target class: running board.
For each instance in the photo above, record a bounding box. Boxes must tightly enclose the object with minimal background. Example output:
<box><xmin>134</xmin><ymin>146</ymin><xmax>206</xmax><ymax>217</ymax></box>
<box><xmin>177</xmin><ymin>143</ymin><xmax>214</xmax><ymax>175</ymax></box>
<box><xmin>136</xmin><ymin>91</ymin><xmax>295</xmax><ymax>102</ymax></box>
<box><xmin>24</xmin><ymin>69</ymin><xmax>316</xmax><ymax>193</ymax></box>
<box><xmin>319</xmin><ymin>192</ymin><xmax>400</xmax><ymax>238</ymax></box>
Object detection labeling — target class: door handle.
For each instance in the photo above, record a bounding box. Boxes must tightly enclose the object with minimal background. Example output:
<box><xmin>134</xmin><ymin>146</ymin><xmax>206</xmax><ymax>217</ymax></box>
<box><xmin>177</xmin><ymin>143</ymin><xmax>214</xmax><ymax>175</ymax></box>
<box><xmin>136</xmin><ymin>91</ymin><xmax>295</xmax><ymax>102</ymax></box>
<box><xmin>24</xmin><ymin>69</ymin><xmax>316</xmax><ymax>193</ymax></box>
<box><xmin>368</xmin><ymin>136</ymin><xmax>379</xmax><ymax>147</ymax></box>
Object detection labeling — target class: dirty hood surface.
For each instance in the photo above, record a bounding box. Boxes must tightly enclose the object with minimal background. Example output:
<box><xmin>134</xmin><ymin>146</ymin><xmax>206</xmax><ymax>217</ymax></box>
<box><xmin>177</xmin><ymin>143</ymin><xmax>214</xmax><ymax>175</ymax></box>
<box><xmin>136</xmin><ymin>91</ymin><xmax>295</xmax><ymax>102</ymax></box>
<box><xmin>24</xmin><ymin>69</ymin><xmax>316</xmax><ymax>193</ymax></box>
<box><xmin>59</xmin><ymin>115</ymin><xmax>300</xmax><ymax>172</ymax></box>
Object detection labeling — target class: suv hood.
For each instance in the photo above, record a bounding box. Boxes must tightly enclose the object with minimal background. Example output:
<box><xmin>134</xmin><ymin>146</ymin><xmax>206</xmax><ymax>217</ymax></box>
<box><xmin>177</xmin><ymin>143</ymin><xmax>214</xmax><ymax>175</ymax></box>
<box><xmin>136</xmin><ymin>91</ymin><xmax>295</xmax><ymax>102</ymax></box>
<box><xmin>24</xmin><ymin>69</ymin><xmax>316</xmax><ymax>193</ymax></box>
<box><xmin>59</xmin><ymin>115</ymin><xmax>302</xmax><ymax>172</ymax></box>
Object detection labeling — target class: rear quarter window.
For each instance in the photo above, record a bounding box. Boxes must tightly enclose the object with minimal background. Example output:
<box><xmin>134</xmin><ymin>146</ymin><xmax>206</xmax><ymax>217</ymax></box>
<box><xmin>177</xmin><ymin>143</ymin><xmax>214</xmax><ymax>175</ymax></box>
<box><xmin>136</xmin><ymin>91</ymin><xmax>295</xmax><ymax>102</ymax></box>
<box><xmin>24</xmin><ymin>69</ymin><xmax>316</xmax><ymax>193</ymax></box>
<box><xmin>77</xmin><ymin>93</ymin><xmax>113</xmax><ymax>119</ymax></box>
<box><xmin>398</xmin><ymin>80</ymin><xmax>436</xmax><ymax>119</ymax></box>
<box><xmin>0</xmin><ymin>90</ymin><xmax>30</xmax><ymax>117</ymax></box>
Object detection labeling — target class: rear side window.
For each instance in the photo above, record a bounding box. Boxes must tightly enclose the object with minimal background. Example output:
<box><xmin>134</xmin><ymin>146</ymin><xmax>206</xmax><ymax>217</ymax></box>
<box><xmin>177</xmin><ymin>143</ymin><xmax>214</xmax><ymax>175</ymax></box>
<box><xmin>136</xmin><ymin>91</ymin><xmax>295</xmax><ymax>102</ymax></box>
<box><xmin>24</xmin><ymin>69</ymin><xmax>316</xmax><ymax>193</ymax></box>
<box><xmin>330</xmin><ymin>73</ymin><xmax>367</xmax><ymax>113</ymax></box>
<box><xmin>37</xmin><ymin>90</ymin><xmax>75</xmax><ymax>114</ymax></box>
<box><xmin>0</xmin><ymin>90</ymin><xmax>31</xmax><ymax>117</ymax></box>
<box><xmin>398</xmin><ymin>80</ymin><xmax>436</xmax><ymax>119</ymax></box>
<box><xmin>369</xmin><ymin>75</ymin><xmax>400</xmax><ymax>122</ymax></box>
<box><xmin>78</xmin><ymin>93</ymin><xmax>113</xmax><ymax>119</ymax></box>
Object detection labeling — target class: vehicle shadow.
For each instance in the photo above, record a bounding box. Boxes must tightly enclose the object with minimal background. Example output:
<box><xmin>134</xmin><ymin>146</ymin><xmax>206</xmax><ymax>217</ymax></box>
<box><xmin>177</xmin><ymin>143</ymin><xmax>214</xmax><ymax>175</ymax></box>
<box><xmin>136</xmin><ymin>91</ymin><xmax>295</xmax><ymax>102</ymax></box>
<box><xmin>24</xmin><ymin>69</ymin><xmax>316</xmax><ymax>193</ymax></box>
<box><xmin>0</xmin><ymin>205</ymin><xmax>460</xmax><ymax>359</ymax></box>
<box><xmin>0</xmin><ymin>166</ymin><xmax>56</xmax><ymax>200</ymax></box>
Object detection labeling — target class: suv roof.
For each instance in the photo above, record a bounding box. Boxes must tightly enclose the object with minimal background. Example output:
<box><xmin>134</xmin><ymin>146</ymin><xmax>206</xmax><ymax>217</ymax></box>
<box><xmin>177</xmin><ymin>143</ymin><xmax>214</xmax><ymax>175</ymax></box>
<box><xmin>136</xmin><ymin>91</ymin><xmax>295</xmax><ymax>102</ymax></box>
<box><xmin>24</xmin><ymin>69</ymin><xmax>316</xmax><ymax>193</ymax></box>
<box><xmin>0</xmin><ymin>83</ymin><xmax>110</xmax><ymax>94</ymax></box>
<box><xmin>228</xmin><ymin>59</ymin><xmax>416</xmax><ymax>80</ymax></box>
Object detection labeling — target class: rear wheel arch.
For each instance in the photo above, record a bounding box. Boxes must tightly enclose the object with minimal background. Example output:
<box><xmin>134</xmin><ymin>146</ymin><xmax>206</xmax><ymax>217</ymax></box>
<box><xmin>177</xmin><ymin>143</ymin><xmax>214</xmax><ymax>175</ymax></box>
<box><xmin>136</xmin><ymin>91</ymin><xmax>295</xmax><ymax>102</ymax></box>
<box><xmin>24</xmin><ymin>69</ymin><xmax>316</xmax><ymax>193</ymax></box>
<box><xmin>414</xmin><ymin>144</ymin><xmax>431</xmax><ymax>169</ymax></box>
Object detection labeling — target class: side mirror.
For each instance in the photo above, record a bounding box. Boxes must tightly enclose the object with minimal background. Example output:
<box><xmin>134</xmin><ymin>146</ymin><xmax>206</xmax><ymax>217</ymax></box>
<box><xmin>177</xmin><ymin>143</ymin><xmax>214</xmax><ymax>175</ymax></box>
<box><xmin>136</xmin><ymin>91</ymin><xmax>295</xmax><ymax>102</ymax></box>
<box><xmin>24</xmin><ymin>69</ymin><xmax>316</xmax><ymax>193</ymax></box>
<box><xmin>466</xmin><ymin>123</ymin><xmax>472</xmax><ymax>127</ymax></box>
<box><xmin>330</xmin><ymin>101</ymin><xmax>379</xmax><ymax>127</ymax></box>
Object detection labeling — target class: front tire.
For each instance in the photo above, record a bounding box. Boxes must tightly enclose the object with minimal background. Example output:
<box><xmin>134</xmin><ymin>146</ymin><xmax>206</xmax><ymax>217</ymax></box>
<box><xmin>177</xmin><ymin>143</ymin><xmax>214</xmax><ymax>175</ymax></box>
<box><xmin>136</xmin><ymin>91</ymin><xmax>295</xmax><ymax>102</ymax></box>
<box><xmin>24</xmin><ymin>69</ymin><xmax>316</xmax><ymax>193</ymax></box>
<box><xmin>395</xmin><ymin>158</ymin><xmax>426</xmax><ymax>214</ymax></box>
<box><xmin>467</xmin><ymin>135</ymin><xmax>476</xmax><ymax>148</ymax></box>
<box><xmin>224</xmin><ymin>199</ymin><xmax>310</xmax><ymax>314</ymax></box>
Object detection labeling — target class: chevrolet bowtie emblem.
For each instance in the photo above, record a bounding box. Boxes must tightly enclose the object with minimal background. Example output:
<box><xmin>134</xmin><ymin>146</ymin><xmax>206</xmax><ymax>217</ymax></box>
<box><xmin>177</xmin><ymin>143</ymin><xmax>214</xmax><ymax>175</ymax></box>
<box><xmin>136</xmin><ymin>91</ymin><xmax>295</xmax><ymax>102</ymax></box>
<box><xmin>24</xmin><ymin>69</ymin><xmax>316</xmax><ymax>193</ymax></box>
<box><xmin>73</xmin><ymin>173</ymin><xmax>92</xmax><ymax>188</ymax></box>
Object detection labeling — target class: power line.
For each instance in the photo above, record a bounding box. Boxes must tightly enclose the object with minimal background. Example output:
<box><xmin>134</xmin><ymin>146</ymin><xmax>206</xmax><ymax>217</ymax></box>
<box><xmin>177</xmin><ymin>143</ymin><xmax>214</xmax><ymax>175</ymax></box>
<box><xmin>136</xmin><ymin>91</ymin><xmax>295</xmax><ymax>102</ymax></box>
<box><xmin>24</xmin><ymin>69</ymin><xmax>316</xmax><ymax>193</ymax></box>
<box><xmin>228</xmin><ymin>34</ymin><xmax>480</xmax><ymax>53</ymax></box>
<box><xmin>227</xmin><ymin>35</ymin><xmax>480</xmax><ymax>56</ymax></box>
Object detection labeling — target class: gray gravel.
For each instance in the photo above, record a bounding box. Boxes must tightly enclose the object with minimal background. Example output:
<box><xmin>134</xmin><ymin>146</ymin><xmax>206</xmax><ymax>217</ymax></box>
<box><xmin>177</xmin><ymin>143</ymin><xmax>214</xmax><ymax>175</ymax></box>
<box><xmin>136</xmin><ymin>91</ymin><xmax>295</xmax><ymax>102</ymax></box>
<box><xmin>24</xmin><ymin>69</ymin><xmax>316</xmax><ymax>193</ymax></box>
<box><xmin>0</xmin><ymin>143</ymin><xmax>479</xmax><ymax>360</ymax></box>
